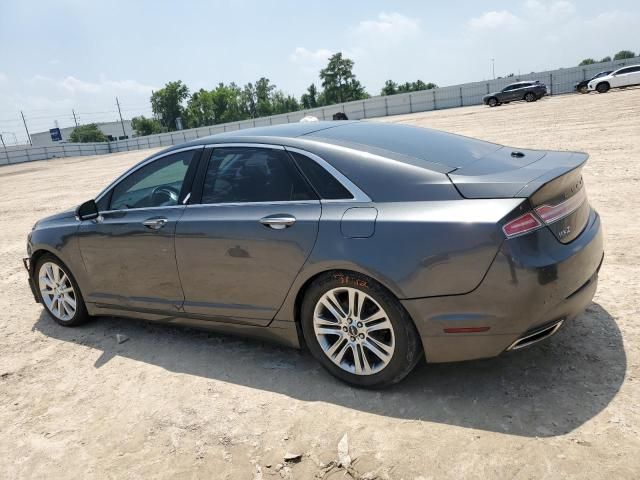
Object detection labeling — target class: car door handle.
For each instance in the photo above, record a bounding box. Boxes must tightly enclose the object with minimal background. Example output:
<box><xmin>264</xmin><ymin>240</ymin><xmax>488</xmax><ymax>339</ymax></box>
<box><xmin>259</xmin><ymin>215</ymin><xmax>296</xmax><ymax>230</ymax></box>
<box><xmin>142</xmin><ymin>217</ymin><xmax>168</xmax><ymax>230</ymax></box>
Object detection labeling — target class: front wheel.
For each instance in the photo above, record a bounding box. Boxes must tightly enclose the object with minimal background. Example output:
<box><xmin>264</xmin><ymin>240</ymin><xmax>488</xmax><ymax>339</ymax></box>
<box><xmin>579</xmin><ymin>85</ymin><xmax>589</xmax><ymax>94</ymax></box>
<box><xmin>487</xmin><ymin>97</ymin><xmax>499</xmax><ymax>107</ymax></box>
<box><xmin>301</xmin><ymin>272</ymin><xmax>423</xmax><ymax>388</ymax></box>
<box><xmin>35</xmin><ymin>254</ymin><xmax>89</xmax><ymax>326</ymax></box>
<box><xmin>524</xmin><ymin>92</ymin><xmax>537</xmax><ymax>102</ymax></box>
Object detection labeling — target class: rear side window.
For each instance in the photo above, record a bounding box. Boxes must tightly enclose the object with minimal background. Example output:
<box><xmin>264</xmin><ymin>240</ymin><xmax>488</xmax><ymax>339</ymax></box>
<box><xmin>289</xmin><ymin>151</ymin><xmax>354</xmax><ymax>200</ymax></box>
<box><xmin>201</xmin><ymin>147</ymin><xmax>316</xmax><ymax>204</ymax></box>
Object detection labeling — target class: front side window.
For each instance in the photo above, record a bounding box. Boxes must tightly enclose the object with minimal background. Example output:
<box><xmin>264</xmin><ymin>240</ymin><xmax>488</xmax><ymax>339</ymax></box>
<box><xmin>201</xmin><ymin>147</ymin><xmax>316</xmax><ymax>204</ymax></box>
<box><xmin>110</xmin><ymin>150</ymin><xmax>195</xmax><ymax>210</ymax></box>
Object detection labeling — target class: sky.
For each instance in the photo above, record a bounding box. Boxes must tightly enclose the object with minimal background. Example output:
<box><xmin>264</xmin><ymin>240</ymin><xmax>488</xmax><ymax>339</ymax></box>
<box><xmin>0</xmin><ymin>0</ymin><xmax>638</xmax><ymax>144</ymax></box>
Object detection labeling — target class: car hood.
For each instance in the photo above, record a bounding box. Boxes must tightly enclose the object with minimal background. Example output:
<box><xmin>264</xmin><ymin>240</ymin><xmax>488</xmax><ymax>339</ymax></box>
<box><xmin>34</xmin><ymin>208</ymin><xmax>76</xmax><ymax>228</ymax></box>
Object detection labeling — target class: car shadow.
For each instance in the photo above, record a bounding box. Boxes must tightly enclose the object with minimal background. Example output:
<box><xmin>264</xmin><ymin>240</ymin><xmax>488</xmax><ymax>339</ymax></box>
<box><xmin>33</xmin><ymin>302</ymin><xmax>625</xmax><ymax>438</ymax></box>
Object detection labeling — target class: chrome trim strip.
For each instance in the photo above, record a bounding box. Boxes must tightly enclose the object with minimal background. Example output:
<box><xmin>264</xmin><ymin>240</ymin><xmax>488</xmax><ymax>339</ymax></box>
<box><xmin>284</xmin><ymin>146</ymin><xmax>372</xmax><ymax>203</ymax></box>
<box><xmin>185</xmin><ymin>200</ymin><xmax>320</xmax><ymax>208</ymax></box>
<box><xmin>506</xmin><ymin>319</ymin><xmax>564</xmax><ymax>351</ymax></box>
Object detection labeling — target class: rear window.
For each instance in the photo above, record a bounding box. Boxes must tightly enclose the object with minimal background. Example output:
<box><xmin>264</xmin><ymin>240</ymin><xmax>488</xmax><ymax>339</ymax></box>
<box><xmin>289</xmin><ymin>151</ymin><xmax>353</xmax><ymax>200</ymax></box>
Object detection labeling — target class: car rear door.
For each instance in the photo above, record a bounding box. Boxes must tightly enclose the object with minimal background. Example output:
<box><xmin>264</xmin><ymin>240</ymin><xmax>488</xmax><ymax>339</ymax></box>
<box><xmin>174</xmin><ymin>145</ymin><xmax>321</xmax><ymax>326</ymax></box>
<box><xmin>78</xmin><ymin>147</ymin><xmax>202</xmax><ymax>312</ymax></box>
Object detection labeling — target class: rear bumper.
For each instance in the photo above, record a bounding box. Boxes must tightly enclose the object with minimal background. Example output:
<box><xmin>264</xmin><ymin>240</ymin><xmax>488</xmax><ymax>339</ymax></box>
<box><xmin>402</xmin><ymin>209</ymin><xmax>603</xmax><ymax>363</ymax></box>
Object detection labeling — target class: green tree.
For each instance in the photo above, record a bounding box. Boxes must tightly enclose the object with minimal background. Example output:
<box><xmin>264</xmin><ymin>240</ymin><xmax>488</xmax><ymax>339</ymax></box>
<box><xmin>381</xmin><ymin>79</ymin><xmax>437</xmax><ymax>96</ymax></box>
<box><xmin>579</xmin><ymin>58</ymin><xmax>596</xmax><ymax>66</ymax></box>
<box><xmin>600</xmin><ymin>56</ymin><xmax>612</xmax><ymax>63</ymax></box>
<box><xmin>131</xmin><ymin>116</ymin><xmax>163</xmax><ymax>136</ymax></box>
<box><xmin>271</xmin><ymin>91</ymin><xmax>300</xmax><ymax>114</ymax></box>
<box><xmin>151</xmin><ymin>80</ymin><xmax>189</xmax><ymax>131</ymax></box>
<box><xmin>300</xmin><ymin>84</ymin><xmax>319</xmax><ymax>109</ymax></box>
<box><xmin>381</xmin><ymin>80</ymin><xmax>398</xmax><ymax>96</ymax></box>
<box><xmin>319</xmin><ymin>52</ymin><xmax>368</xmax><ymax>104</ymax></box>
<box><xmin>613</xmin><ymin>50</ymin><xmax>635</xmax><ymax>60</ymax></box>
<box><xmin>68</xmin><ymin>124</ymin><xmax>107</xmax><ymax>143</ymax></box>
<box><xmin>255</xmin><ymin>77</ymin><xmax>276</xmax><ymax>117</ymax></box>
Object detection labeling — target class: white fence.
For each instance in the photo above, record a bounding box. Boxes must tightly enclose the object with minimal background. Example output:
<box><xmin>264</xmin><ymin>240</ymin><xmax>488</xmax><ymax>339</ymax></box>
<box><xmin>3</xmin><ymin>56</ymin><xmax>639</xmax><ymax>166</ymax></box>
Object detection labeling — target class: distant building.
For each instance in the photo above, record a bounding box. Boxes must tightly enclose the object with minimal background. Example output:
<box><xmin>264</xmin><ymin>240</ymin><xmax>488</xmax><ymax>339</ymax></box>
<box><xmin>31</xmin><ymin>120</ymin><xmax>134</xmax><ymax>146</ymax></box>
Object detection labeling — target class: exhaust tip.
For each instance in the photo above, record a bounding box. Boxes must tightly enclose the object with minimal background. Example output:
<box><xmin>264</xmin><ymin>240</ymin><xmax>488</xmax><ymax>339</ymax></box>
<box><xmin>507</xmin><ymin>319</ymin><xmax>564</xmax><ymax>351</ymax></box>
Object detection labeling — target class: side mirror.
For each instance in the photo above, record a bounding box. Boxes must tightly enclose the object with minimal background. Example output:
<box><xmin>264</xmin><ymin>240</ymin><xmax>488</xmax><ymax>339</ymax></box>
<box><xmin>76</xmin><ymin>199</ymin><xmax>99</xmax><ymax>221</ymax></box>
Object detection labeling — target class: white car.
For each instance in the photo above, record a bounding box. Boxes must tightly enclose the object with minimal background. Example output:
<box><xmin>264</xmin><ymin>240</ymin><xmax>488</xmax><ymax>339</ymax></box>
<box><xmin>587</xmin><ymin>64</ymin><xmax>640</xmax><ymax>93</ymax></box>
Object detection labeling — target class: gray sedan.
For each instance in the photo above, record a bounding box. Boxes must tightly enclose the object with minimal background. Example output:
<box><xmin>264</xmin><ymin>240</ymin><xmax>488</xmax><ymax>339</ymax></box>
<box><xmin>25</xmin><ymin>121</ymin><xmax>604</xmax><ymax>388</ymax></box>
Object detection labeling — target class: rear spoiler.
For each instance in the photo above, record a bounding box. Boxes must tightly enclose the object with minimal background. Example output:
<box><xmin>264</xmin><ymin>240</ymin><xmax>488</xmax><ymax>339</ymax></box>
<box><xmin>447</xmin><ymin>148</ymin><xmax>588</xmax><ymax>199</ymax></box>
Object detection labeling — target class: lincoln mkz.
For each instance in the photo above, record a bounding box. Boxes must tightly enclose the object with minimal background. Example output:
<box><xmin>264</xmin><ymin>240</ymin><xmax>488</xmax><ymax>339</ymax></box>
<box><xmin>25</xmin><ymin>121</ymin><xmax>604</xmax><ymax>387</ymax></box>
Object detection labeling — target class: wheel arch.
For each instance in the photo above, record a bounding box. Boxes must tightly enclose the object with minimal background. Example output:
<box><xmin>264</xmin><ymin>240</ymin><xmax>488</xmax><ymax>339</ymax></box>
<box><xmin>289</xmin><ymin>267</ymin><xmax>418</xmax><ymax>350</ymax></box>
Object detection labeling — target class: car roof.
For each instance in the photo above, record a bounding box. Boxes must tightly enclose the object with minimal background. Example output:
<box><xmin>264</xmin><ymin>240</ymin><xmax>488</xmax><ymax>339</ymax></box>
<box><xmin>169</xmin><ymin>120</ymin><xmax>502</xmax><ymax>173</ymax></box>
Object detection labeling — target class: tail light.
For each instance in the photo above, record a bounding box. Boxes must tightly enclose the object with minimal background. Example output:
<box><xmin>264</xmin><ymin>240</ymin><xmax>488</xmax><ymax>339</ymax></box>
<box><xmin>533</xmin><ymin>188</ymin><xmax>586</xmax><ymax>224</ymax></box>
<box><xmin>502</xmin><ymin>212</ymin><xmax>542</xmax><ymax>238</ymax></box>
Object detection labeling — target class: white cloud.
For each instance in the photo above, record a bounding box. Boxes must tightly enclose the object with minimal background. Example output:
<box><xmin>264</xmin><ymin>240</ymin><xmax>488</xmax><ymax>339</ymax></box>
<box><xmin>355</xmin><ymin>12</ymin><xmax>420</xmax><ymax>37</ymax></box>
<box><xmin>52</xmin><ymin>75</ymin><xmax>156</xmax><ymax>95</ymax></box>
<box><xmin>289</xmin><ymin>47</ymin><xmax>334</xmax><ymax>64</ymax></box>
<box><xmin>525</xmin><ymin>0</ymin><xmax>575</xmax><ymax>18</ymax></box>
<box><xmin>468</xmin><ymin>10</ymin><xmax>521</xmax><ymax>30</ymax></box>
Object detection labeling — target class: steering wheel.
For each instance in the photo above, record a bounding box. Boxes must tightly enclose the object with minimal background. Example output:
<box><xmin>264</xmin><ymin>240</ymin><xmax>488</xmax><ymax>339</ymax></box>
<box><xmin>151</xmin><ymin>185</ymin><xmax>180</xmax><ymax>206</ymax></box>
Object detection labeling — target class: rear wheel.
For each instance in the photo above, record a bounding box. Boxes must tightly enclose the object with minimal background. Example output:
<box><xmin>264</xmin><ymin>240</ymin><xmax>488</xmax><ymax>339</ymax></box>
<box><xmin>596</xmin><ymin>82</ymin><xmax>610</xmax><ymax>93</ymax></box>
<box><xmin>487</xmin><ymin>97</ymin><xmax>499</xmax><ymax>107</ymax></box>
<box><xmin>35</xmin><ymin>254</ymin><xmax>89</xmax><ymax>326</ymax></box>
<box><xmin>301</xmin><ymin>272</ymin><xmax>423</xmax><ymax>388</ymax></box>
<box><xmin>524</xmin><ymin>92</ymin><xmax>537</xmax><ymax>102</ymax></box>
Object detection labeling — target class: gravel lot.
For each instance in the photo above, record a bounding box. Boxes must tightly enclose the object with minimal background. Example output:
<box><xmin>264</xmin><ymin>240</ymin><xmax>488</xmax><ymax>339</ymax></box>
<box><xmin>1</xmin><ymin>89</ymin><xmax>639</xmax><ymax>479</ymax></box>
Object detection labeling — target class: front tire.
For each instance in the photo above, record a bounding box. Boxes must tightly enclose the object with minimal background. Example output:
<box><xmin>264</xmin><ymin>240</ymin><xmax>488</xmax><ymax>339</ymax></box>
<box><xmin>596</xmin><ymin>82</ymin><xmax>610</xmax><ymax>93</ymax></box>
<box><xmin>579</xmin><ymin>85</ymin><xmax>589</xmax><ymax>94</ymax></box>
<box><xmin>301</xmin><ymin>272</ymin><xmax>423</xmax><ymax>388</ymax></box>
<box><xmin>524</xmin><ymin>92</ymin><xmax>537</xmax><ymax>102</ymax></box>
<box><xmin>35</xmin><ymin>254</ymin><xmax>89</xmax><ymax>326</ymax></box>
<box><xmin>487</xmin><ymin>97</ymin><xmax>499</xmax><ymax>107</ymax></box>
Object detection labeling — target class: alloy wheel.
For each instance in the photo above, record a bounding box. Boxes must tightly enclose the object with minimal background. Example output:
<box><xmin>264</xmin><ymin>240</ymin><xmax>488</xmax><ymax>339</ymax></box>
<box><xmin>38</xmin><ymin>261</ymin><xmax>77</xmax><ymax>321</ymax></box>
<box><xmin>313</xmin><ymin>287</ymin><xmax>395</xmax><ymax>376</ymax></box>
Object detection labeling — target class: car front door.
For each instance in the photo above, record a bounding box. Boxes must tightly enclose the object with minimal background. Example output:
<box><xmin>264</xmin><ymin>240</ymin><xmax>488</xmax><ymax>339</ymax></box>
<box><xmin>501</xmin><ymin>85</ymin><xmax>517</xmax><ymax>101</ymax></box>
<box><xmin>78</xmin><ymin>147</ymin><xmax>202</xmax><ymax>312</ymax></box>
<box><xmin>175</xmin><ymin>145</ymin><xmax>321</xmax><ymax>326</ymax></box>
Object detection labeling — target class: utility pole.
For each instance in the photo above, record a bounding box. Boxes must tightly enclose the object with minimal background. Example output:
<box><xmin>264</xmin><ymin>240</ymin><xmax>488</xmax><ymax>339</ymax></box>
<box><xmin>21</xmin><ymin>111</ymin><xmax>32</xmax><ymax>145</ymax></box>
<box><xmin>116</xmin><ymin>97</ymin><xmax>126</xmax><ymax>138</ymax></box>
<box><xmin>72</xmin><ymin>109</ymin><xmax>78</xmax><ymax>127</ymax></box>
<box><xmin>491</xmin><ymin>58</ymin><xmax>495</xmax><ymax>80</ymax></box>
<box><xmin>0</xmin><ymin>133</ymin><xmax>5</xmax><ymax>149</ymax></box>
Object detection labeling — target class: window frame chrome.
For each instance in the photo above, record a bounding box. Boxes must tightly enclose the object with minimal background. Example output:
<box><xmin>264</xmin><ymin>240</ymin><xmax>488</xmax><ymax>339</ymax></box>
<box><xmin>92</xmin><ymin>142</ymin><xmax>370</xmax><ymax>215</ymax></box>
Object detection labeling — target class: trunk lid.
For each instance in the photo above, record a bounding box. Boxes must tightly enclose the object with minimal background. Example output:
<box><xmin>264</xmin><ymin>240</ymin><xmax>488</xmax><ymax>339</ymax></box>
<box><xmin>448</xmin><ymin>147</ymin><xmax>590</xmax><ymax>243</ymax></box>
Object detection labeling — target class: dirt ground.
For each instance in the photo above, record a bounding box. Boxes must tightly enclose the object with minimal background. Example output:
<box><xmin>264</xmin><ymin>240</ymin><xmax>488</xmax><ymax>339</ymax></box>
<box><xmin>1</xmin><ymin>89</ymin><xmax>639</xmax><ymax>479</ymax></box>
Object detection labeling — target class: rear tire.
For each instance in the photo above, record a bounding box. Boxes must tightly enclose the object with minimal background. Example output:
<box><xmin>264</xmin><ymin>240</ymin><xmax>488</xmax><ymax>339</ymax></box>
<box><xmin>301</xmin><ymin>271</ymin><xmax>423</xmax><ymax>388</ymax></box>
<box><xmin>35</xmin><ymin>254</ymin><xmax>89</xmax><ymax>327</ymax></box>
<box><xmin>596</xmin><ymin>82</ymin><xmax>610</xmax><ymax>93</ymax></box>
<box><xmin>524</xmin><ymin>92</ymin><xmax>537</xmax><ymax>102</ymax></box>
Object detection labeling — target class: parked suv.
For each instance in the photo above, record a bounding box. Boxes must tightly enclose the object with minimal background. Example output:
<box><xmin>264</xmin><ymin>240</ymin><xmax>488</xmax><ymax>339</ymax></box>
<box><xmin>483</xmin><ymin>81</ymin><xmax>547</xmax><ymax>107</ymax></box>
<box><xmin>575</xmin><ymin>71</ymin><xmax>612</xmax><ymax>94</ymax></box>
<box><xmin>588</xmin><ymin>65</ymin><xmax>640</xmax><ymax>93</ymax></box>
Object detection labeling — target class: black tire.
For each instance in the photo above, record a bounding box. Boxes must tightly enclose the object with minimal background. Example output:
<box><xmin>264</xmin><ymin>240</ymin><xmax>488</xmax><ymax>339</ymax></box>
<box><xmin>301</xmin><ymin>271</ymin><xmax>423</xmax><ymax>388</ymax></box>
<box><xmin>34</xmin><ymin>253</ymin><xmax>90</xmax><ymax>327</ymax></box>
<box><xmin>596</xmin><ymin>82</ymin><xmax>610</xmax><ymax>93</ymax></box>
<box><xmin>487</xmin><ymin>97</ymin><xmax>499</xmax><ymax>107</ymax></box>
<box><xmin>524</xmin><ymin>92</ymin><xmax>537</xmax><ymax>102</ymax></box>
<box><xmin>579</xmin><ymin>85</ymin><xmax>589</xmax><ymax>94</ymax></box>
